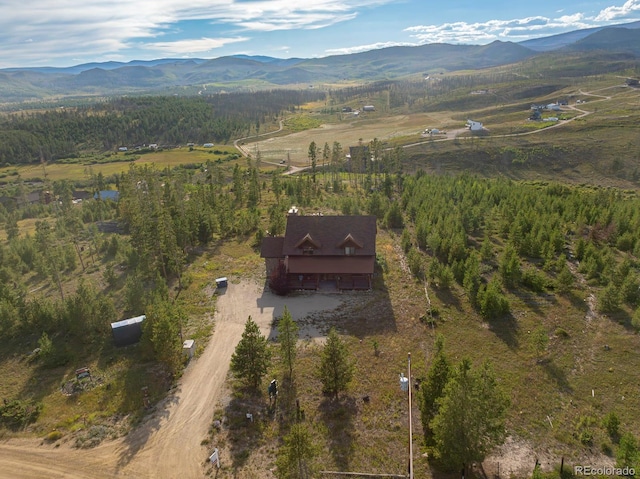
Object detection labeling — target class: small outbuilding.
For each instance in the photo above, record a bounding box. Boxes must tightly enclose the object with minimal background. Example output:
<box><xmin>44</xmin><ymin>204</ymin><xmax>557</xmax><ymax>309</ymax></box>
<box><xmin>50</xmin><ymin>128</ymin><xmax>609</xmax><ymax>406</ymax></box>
<box><xmin>466</xmin><ymin>120</ymin><xmax>483</xmax><ymax>131</ymax></box>
<box><xmin>183</xmin><ymin>339</ymin><xmax>196</xmax><ymax>359</ymax></box>
<box><xmin>110</xmin><ymin>315</ymin><xmax>146</xmax><ymax>347</ymax></box>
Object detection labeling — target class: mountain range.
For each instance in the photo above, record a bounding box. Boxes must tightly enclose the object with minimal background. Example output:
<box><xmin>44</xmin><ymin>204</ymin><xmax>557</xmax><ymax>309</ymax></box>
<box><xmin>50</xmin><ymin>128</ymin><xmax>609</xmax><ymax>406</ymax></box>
<box><xmin>2</xmin><ymin>21</ymin><xmax>640</xmax><ymax>103</ymax></box>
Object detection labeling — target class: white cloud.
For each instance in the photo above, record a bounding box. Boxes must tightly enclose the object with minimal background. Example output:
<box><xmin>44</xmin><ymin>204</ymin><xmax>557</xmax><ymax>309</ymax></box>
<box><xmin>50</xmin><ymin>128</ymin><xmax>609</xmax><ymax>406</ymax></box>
<box><xmin>595</xmin><ymin>0</ymin><xmax>640</xmax><ymax>21</ymax></box>
<box><xmin>0</xmin><ymin>0</ymin><xmax>396</xmax><ymax>67</ymax></box>
<box><xmin>144</xmin><ymin>37</ymin><xmax>249</xmax><ymax>54</ymax></box>
<box><xmin>404</xmin><ymin>9</ymin><xmax>614</xmax><ymax>45</ymax></box>
<box><xmin>325</xmin><ymin>41</ymin><xmax>417</xmax><ymax>55</ymax></box>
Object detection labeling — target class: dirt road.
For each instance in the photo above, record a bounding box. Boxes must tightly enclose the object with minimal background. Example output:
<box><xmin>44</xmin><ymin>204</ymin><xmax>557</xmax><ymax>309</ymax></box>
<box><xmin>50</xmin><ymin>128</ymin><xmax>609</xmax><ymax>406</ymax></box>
<box><xmin>0</xmin><ymin>280</ymin><xmax>343</xmax><ymax>478</ymax></box>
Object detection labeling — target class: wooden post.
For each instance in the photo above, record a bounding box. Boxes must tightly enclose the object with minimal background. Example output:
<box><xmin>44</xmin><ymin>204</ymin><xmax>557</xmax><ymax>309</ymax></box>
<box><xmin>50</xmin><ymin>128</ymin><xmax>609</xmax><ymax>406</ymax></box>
<box><xmin>408</xmin><ymin>353</ymin><xmax>413</xmax><ymax>479</ymax></box>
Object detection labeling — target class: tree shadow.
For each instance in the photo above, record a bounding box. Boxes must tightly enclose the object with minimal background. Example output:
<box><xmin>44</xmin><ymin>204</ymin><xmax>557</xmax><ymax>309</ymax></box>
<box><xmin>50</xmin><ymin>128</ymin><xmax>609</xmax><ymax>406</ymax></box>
<box><xmin>223</xmin><ymin>386</ymin><xmax>268</xmax><ymax>469</ymax></box>
<box><xmin>485</xmin><ymin>312</ymin><xmax>519</xmax><ymax>349</ymax></box>
<box><xmin>541</xmin><ymin>359</ymin><xmax>573</xmax><ymax>394</ymax></box>
<box><xmin>114</xmin><ymin>371</ymin><xmax>177</xmax><ymax>471</ymax></box>
<box><xmin>434</xmin><ymin>287</ymin><xmax>463</xmax><ymax>312</ymax></box>
<box><xmin>318</xmin><ymin>395</ymin><xmax>357</xmax><ymax>471</ymax></box>
<box><xmin>512</xmin><ymin>290</ymin><xmax>556</xmax><ymax>317</ymax></box>
<box><xmin>256</xmin><ymin>278</ymin><xmax>396</xmax><ymax>342</ymax></box>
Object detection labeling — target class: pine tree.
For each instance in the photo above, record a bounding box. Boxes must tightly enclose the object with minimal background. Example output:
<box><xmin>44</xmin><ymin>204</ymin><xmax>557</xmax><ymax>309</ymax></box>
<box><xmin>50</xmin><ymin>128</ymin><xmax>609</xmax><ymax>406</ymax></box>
<box><xmin>275</xmin><ymin>423</ymin><xmax>317</xmax><ymax>479</ymax></box>
<box><xmin>431</xmin><ymin>358</ymin><xmax>509</xmax><ymax>472</ymax></box>
<box><xmin>319</xmin><ymin>328</ymin><xmax>353</xmax><ymax>400</ymax></box>
<box><xmin>420</xmin><ymin>334</ymin><xmax>450</xmax><ymax>447</ymax></box>
<box><xmin>144</xmin><ymin>297</ymin><xmax>184</xmax><ymax>376</ymax></box>
<box><xmin>230</xmin><ymin>316</ymin><xmax>271</xmax><ymax>390</ymax></box>
<box><xmin>278</xmin><ymin>306</ymin><xmax>299</xmax><ymax>380</ymax></box>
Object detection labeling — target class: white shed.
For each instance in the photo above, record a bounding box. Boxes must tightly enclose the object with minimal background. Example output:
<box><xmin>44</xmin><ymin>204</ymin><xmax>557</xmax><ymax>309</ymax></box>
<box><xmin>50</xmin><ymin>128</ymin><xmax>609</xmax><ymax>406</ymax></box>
<box><xmin>466</xmin><ymin>120</ymin><xmax>483</xmax><ymax>131</ymax></box>
<box><xmin>183</xmin><ymin>339</ymin><xmax>196</xmax><ymax>358</ymax></box>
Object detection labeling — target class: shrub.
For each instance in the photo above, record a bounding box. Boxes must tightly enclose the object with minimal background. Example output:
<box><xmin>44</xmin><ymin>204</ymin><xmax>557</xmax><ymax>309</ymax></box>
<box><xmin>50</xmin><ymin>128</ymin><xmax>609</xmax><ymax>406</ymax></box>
<box><xmin>602</xmin><ymin>411</ymin><xmax>620</xmax><ymax>441</ymax></box>
<box><xmin>45</xmin><ymin>430</ymin><xmax>63</xmax><ymax>442</ymax></box>
<box><xmin>521</xmin><ymin>268</ymin><xmax>548</xmax><ymax>292</ymax></box>
<box><xmin>268</xmin><ymin>263</ymin><xmax>290</xmax><ymax>296</ymax></box>
<box><xmin>0</xmin><ymin>399</ymin><xmax>42</xmax><ymax>430</ymax></box>
<box><xmin>478</xmin><ymin>280</ymin><xmax>510</xmax><ymax>318</ymax></box>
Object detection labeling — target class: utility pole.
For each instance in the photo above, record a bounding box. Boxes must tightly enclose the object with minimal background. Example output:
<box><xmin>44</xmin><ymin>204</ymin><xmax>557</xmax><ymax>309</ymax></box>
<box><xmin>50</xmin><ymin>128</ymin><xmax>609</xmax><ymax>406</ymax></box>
<box><xmin>408</xmin><ymin>352</ymin><xmax>414</xmax><ymax>479</ymax></box>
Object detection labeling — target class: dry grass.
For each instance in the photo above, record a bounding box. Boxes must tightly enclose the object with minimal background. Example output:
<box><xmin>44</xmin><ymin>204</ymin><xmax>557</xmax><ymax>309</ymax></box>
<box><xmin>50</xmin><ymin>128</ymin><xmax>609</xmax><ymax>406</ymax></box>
<box><xmin>0</xmin><ymin>146</ymin><xmax>237</xmax><ymax>182</ymax></box>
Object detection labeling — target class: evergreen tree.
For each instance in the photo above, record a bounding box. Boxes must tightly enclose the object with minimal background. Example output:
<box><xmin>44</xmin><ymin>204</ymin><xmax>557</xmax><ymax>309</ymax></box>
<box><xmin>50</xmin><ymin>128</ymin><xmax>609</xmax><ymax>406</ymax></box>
<box><xmin>616</xmin><ymin>433</ymin><xmax>639</xmax><ymax>471</ymax></box>
<box><xmin>275</xmin><ymin>423</ymin><xmax>317</xmax><ymax>479</ymax></box>
<box><xmin>499</xmin><ymin>244</ymin><xmax>521</xmax><ymax>288</ymax></box>
<box><xmin>144</xmin><ymin>297</ymin><xmax>185</xmax><ymax>376</ymax></box>
<box><xmin>278</xmin><ymin>306</ymin><xmax>299</xmax><ymax>380</ymax></box>
<box><xmin>319</xmin><ymin>328</ymin><xmax>354</xmax><ymax>399</ymax></box>
<box><xmin>431</xmin><ymin>358</ymin><xmax>509</xmax><ymax>472</ymax></box>
<box><xmin>420</xmin><ymin>335</ymin><xmax>451</xmax><ymax>447</ymax></box>
<box><xmin>230</xmin><ymin>316</ymin><xmax>271</xmax><ymax>390</ymax></box>
<box><xmin>308</xmin><ymin>141</ymin><xmax>317</xmax><ymax>183</ymax></box>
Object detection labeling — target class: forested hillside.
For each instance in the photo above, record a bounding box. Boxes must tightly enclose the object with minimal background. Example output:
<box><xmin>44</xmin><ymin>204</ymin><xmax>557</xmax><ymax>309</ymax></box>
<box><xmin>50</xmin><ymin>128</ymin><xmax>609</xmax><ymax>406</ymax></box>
<box><xmin>0</xmin><ymin>90</ymin><xmax>326</xmax><ymax>164</ymax></box>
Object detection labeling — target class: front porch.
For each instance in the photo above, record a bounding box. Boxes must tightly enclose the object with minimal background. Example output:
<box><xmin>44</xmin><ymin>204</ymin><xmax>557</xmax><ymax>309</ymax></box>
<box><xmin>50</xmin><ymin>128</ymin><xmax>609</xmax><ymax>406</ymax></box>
<box><xmin>287</xmin><ymin>273</ymin><xmax>372</xmax><ymax>291</ymax></box>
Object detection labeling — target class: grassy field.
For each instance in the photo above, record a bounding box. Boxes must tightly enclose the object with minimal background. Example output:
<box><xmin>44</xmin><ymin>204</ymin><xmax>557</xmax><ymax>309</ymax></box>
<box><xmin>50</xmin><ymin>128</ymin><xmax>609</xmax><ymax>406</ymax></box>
<box><xmin>0</xmin><ymin>146</ymin><xmax>239</xmax><ymax>183</ymax></box>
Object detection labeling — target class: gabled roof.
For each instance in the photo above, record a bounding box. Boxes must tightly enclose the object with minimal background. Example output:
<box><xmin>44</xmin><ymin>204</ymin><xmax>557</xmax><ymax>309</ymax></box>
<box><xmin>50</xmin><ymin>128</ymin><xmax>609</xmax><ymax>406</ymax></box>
<box><xmin>295</xmin><ymin>233</ymin><xmax>321</xmax><ymax>249</ymax></box>
<box><xmin>282</xmin><ymin>215</ymin><xmax>376</xmax><ymax>256</ymax></box>
<box><xmin>337</xmin><ymin>233</ymin><xmax>363</xmax><ymax>249</ymax></box>
<box><xmin>260</xmin><ymin>237</ymin><xmax>285</xmax><ymax>258</ymax></box>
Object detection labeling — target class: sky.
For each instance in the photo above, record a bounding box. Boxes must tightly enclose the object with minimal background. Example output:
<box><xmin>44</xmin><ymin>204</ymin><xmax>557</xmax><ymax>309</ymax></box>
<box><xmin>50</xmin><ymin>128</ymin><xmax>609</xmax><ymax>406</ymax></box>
<box><xmin>1</xmin><ymin>0</ymin><xmax>640</xmax><ymax>69</ymax></box>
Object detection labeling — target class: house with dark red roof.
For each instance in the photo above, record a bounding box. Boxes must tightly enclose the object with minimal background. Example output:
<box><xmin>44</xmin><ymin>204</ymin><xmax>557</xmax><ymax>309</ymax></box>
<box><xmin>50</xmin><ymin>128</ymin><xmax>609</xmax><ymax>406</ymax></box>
<box><xmin>260</xmin><ymin>212</ymin><xmax>377</xmax><ymax>290</ymax></box>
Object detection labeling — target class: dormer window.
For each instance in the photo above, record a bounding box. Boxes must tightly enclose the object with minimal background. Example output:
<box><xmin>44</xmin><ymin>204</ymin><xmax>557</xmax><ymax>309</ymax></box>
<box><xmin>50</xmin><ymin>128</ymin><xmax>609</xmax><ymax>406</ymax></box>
<box><xmin>338</xmin><ymin>233</ymin><xmax>362</xmax><ymax>256</ymax></box>
<box><xmin>295</xmin><ymin>233</ymin><xmax>321</xmax><ymax>254</ymax></box>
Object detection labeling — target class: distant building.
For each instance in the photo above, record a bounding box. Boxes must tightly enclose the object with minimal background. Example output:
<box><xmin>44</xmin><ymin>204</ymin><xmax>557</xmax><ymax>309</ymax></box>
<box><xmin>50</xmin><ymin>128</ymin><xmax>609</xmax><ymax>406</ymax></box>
<box><xmin>529</xmin><ymin>110</ymin><xmax>542</xmax><ymax>121</ymax></box>
<box><xmin>95</xmin><ymin>190</ymin><xmax>120</xmax><ymax>201</ymax></box>
<box><xmin>341</xmin><ymin>106</ymin><xmax>353</xmax><ymax>112</ymax></box>
<box><xmin>203</xmin><ymin>143</ymin><xmax>214</xmax><ymax>148</ymax></box>
<box><xmin>546</xmin><ymin>103</ymin><xmax>561</xmax><ymax>111</ymax></box>
<box><xmin>362</xmin><ymin>105</ymin><xmax>376</xmax><ymax>112</ymax></box>
<box><xmin>118</xmin><ymin>147</ymin><xmax>128</xmax><ymax>152</ymax></box>
<box><xmin>466</xmin><ymin>120</ymin><xmax>483</xmax><ymax>131</ymax></box>
<box><xmin>626</xmin><ymin>78</ymin><xmax>639</xmax><ymax>87</ymax></box>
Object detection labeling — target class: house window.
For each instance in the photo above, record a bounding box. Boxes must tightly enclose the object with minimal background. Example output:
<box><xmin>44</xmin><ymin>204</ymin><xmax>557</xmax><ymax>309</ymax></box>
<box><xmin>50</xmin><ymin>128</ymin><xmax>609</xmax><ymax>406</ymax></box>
<box><xmin>345</xmin><ymin>246</ymin><xmax>355</xmax><ymax>256</ymax></box>
<box><xmin>303</xmin><ymin>247</ymin><xmax>315</xmax><ymax>255</ymax></box>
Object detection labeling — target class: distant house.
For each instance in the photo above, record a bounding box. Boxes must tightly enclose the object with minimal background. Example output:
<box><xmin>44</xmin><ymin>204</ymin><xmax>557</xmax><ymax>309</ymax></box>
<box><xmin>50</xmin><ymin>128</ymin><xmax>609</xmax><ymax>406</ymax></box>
<box><xmin>342</xmin><ymin>106</ymin><xmax>353</xmax><ymax>113</ymax></box>
<box><xmin>546</xmin><ymin>103</ymin><xmax>561</xmax><ymax>111</ymax></box>
<box><xmin>203</xmin><ymin>143</ymin><xmax>214</xmax><ymax>148</ymax></box>
<box><xmin>529</xmin><ymin>110</ymin><xmax>542</xmax><ymax>121</ymax></box>
<box><xmin>16</xmin><ymin>191</ymin><xmax>42</xmax><ymax>207</ymax></box>
<box><xmin>362</xmin><ymin>105</ymin><xmax>376</xmax><ymax>112</ymax></box>
<box><xmin>118</xmin><ymin>147</ymin><xmax>128</xmax><ymax>152</ymax></box>
<box><xmin>149</xmin><ymin>143</ymin><xmax>158</xmax><ymax>149</ymax></box>
<box><xmin>95</xmin><ymin>190</ymin><xmax>120</xmax><ymax>201</ymax></box>
<box><xmin>73</xmin><ymin>190</ymin><xmax>92</xmax><ymax>201</ymax></box>
<box><xmin>466</xmin><ymin>120</ymin><xmax>483</xmax><ymax>131</ymax></box>
<box><xmin>260</xmin><ymin>212</ymin><xmax>377</xmax><ymax>291</ymax></box>
<box><xmin>626</xmin><ymin>78</ymin><xmax>639</xmax><ymax>87</ymax></box>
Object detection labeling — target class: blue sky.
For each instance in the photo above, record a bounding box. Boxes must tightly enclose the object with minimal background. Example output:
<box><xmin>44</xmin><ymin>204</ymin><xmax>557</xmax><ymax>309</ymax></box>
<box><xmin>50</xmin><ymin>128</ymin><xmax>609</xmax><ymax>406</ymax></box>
<box><xmin>1</xmin><ymin>0</ymin><xmax>640</xmax><ymax>68</ymax></box>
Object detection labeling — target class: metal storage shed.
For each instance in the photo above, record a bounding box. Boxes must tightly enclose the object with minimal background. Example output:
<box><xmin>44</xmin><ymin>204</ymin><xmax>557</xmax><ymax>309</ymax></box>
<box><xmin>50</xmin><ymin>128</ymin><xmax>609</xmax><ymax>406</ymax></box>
<box><xmin>110</xmin><ymin>315</ymin><xmax>146</xmax><ymax>346</ymax></box>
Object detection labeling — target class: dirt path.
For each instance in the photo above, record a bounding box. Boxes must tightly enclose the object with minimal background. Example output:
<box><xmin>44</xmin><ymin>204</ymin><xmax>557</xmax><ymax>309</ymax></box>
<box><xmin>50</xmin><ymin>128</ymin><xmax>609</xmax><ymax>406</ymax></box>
<box><xmin>0</xmin><ymin>280</ymin><xmax>344</xmax><ymax>478</ymax></box>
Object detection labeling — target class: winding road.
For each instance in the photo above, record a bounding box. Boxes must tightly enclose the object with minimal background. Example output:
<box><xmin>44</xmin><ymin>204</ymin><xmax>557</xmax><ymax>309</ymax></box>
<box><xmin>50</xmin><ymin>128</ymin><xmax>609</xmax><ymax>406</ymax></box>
<box><xmin>0</xmin><ymin>281</ymin><xmax>343</xmax><ymax>478</ymax></box>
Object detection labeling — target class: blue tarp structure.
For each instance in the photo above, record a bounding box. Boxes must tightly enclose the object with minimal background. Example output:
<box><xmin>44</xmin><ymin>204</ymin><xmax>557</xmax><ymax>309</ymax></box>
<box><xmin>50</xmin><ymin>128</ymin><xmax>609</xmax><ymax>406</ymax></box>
<box><xmin>111</xmin><ymin>315</ymin><xmax>145</xmax><ymax>346</ymax></box>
